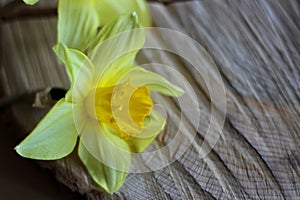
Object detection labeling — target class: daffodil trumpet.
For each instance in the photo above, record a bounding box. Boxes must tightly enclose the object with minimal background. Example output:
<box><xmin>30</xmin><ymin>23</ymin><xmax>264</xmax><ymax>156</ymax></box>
<box><xmin>15</xmin><ymin>14</ymin><xmax>183</xmax><ymax>193</ymax></box>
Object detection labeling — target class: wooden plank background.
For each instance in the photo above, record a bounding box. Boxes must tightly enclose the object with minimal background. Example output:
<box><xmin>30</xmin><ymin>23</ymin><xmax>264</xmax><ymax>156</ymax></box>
<box><xmin>1</xmin><ymin>0</ymin><xmax>300</xmax><ymax>199</ymax></box>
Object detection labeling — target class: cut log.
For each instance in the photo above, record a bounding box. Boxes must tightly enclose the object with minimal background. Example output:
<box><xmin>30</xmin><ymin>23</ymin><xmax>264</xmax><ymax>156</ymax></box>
<box><xmin>1</xmin><ymin>0</ymin><xmax>299</xmax><ymax>199</ymax></box>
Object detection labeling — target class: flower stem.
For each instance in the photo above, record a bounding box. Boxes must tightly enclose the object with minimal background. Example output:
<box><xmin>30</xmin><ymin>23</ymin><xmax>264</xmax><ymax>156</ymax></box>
<box><xmin>0</xmin><ymin>87</ymin><xmax>66</xmax><ymax>109</ymax></box>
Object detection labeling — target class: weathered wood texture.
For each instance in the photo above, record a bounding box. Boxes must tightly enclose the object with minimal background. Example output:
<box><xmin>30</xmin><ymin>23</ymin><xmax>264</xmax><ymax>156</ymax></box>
<box><xmin>1</xmin><ymin>0</ymin><xmax>300</xmax><ymax>199</ymax></box>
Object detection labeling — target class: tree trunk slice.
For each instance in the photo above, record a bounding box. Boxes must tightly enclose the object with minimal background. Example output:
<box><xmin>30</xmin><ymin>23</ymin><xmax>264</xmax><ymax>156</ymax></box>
<box><xmin>1</xmin><ymin>0</ymin><xmax>300</xmax><ymax>199</ymax></box>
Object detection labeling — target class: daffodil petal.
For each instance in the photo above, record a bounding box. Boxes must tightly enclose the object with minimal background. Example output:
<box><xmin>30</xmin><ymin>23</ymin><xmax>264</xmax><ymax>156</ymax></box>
<box><xmin>75</xmin><ymin>100</ymin><xmax>130</xmax><ymax>196</ymax></box>
<box><xmin>53</xmin><ymin>43</ymin><xmax>94</xmax><ymax>102</ymax></box>
<box><xmin>22</xmin><ymin>0</ymin><xmax>39</xmax><ymax>5</ymax></box>
<box><xmin>95</xmin><ymin>0</ymin><xmax>151</xmax><ymax>27</ymax></box>
<box><xmin>118</xmin><ymin>67</ymin><xmax>184</xmax><ymax>97</ymax></box>
<box><xmin>102</xmin><ymin>64</ymin><xmax>138</xmax><ymax>87</ymax></box>
<box><xmin>126</xmin><ymin>110</ymin><xmax>166</xmax><ymax>153</ymax></box>
<box><xmin>78</xmin><ymin>142</ymin><xmax>128</xmax><ymax>194</ymax></box>
<box><xmin>89</xmin><ymin>13</ymin><xmax>141</xmax><ymax>53</ymax></box>
<box><xmin>88</xmin><ymin>14</ymin><xmax>145</xmax><ymax>87</ymax></box>
<box><xmin>58</xmin><ymin>0</ymin><xmax>99</xmax><ymax>51</ymax></box>
<box><xmin>15</xmin><ymin>99</ymin><xmax>78</xmax><ymax>160</ymax></box>
<box><xmin>78</xmin><ymin>119</ymin><xmax>131</xmax><ymax>177</ymax></box>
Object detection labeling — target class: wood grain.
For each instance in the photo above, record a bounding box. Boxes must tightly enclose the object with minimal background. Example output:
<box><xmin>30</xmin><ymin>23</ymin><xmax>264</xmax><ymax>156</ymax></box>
<box><xmin>1</xmin><ymin>0</ymin><xmax>300</xmax><ymax>199</ymax></box>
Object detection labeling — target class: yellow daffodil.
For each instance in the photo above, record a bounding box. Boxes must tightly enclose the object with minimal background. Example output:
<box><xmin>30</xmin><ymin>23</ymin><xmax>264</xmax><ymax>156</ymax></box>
<box><xmin>22</xmin><ymin>0</ymin><xmax>38</xmax><ymax>5</ymax></box>
<box><xmin>23</xmin><ymin>0</ymin><xmax>151</xmax><ymax>51</ymax></box>
<box><xmin>15</xmin><ymin>14</ymin><xmax>183</xmax><ymax>193</ymax></box>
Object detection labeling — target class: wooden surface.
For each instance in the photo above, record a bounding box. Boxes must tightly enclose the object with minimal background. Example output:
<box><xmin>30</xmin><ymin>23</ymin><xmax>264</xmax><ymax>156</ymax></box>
<box><xmin>1</xmin><ymin>0</ymin><xmax>300</xmax><ymax>199</ymax></box>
